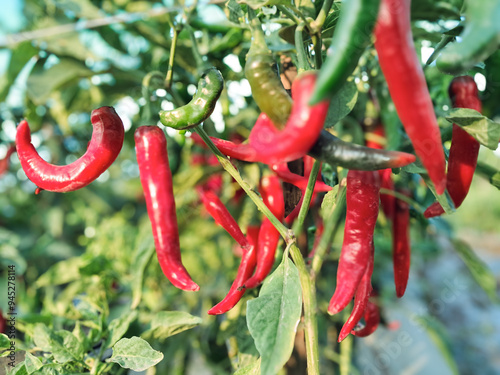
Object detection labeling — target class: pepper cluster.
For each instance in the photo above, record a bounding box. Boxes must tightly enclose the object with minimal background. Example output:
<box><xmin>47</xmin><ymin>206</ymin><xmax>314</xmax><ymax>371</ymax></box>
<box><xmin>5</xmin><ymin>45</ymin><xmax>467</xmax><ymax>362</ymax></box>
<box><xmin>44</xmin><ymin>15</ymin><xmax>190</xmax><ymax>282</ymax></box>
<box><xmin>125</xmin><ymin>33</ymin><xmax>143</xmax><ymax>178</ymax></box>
<box><xmin>9</xmin><ymin>0</ymin><xmax>493</xmax><ymax>348</ymax></box>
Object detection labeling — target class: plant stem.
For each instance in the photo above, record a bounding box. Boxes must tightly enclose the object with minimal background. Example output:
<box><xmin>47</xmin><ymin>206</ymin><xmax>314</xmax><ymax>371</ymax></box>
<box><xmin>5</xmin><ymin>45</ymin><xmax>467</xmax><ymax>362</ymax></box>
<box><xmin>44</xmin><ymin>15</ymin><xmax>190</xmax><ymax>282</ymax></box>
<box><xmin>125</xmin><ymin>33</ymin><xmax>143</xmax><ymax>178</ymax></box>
<box><xmin>310</xmin><ymin>184</ymin><xmax>346</xmax><ymax>280</ymax></box>
<box><xmin>293</xmin><ymin>160</ymin><xmax>321</xmax><ymax>235</ymax></box>
<box><xmin>314</xmin><ymin>0</ymin><xmax>333</xmax><ymax>30</ymax></box>
<box><xmin>295</xmin><ymin>22</ymin><xmax>310</xmax><ymax>72</ymax></box>
<box><xmin>193</xmin><ymin>126</ymin><xmax>291</xmax><ymax>241</ymax></box>
<box><xmin>289</xmin><ymin>243</ymin><xmax>320</xmax><ymax>375</ymax></box>
<box><xmin>379</xmin><ymin>187</ymin><xmax>423</xmax><ymax>211</ymax></box>
<box><xmin>165</xmin><ymin>22</ymin><xmax>179</xmax><ymax>90</ymax></box>
<box><xmin>277</xmin><ymin>5</ymin><xmax>302</xmax><ymax>24</ymax></box>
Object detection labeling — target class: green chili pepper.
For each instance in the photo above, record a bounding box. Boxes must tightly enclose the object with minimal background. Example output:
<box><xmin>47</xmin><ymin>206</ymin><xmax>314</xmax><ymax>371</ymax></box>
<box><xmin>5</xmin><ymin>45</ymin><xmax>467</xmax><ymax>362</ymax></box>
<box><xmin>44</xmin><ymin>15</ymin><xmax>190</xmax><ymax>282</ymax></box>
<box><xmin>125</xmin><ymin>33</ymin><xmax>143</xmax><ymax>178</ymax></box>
<box><xmin>159</xmin><ymin>67</ymin><xmax>224</xmax><ymax>130</ymax></box>
<box><xmin>244</xmin><ymin>21</ymin><xmax>293</xmax><ymax>128</ymax></box>
<box><xmin>309</xmin><ymin>0</ymin><xmax>381</xmax><ymax>104</ymax></box>
<box><xmin>437</xmin><ymin>0</ymin><xmax>500</xmax><ymax>74</ymax></box>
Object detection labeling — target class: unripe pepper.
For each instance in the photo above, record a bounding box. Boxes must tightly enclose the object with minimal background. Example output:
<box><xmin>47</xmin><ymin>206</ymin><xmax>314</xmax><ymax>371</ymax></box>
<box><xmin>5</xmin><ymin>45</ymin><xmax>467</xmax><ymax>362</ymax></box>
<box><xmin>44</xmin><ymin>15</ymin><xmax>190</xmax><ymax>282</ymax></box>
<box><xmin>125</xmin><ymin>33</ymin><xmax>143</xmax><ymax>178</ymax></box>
<box><xmin>245</xmin><ymin>23</ymin><xmax>293</xmax><ymax>128</ymax></box>
<box><xmin>159</xmin><ymin>68</ymin><xmax>223</xmax><ymax>130</ymax></box>
<box><xmin>310</xmin><ymin>0</ymin><xmax>381</xmax><ymax>104</ymax></box>
<box><xmin>135</xmin><ymin>126</ymin><xmax>199</xmax><ymax>291</ymax></box>
<box><xmin>328</xmin><ymin>170</ymin><xmax>380</xmax><ymax>315</ymax></box>
<box><xmin>16</xmin><ymin>106</ymin><xmax>124</xmax><ymax>193</ymax></box>
<box><xmin>437</xmin><ymin>0</ymin><xmax>500</xmax><ymax>74</ymax></box>
<box><xmin>374</xmin><ymin>0</ymin><xmax>446</xmax><ymax>194</ymax></box>
<box><xmin>424</xmin><ymin>76</ymin><xmax>482</xmax><ymax>218</ymax></box>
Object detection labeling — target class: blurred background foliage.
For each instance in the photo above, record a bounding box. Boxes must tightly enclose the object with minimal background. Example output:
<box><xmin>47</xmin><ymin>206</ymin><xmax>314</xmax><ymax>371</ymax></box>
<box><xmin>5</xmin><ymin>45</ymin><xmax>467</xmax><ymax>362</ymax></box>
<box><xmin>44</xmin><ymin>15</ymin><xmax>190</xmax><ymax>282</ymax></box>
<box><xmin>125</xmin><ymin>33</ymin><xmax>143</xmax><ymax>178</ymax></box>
<box><xmin>0</xmin><ymin>0</ymin><xmax>499</xmax><ymax>374</ymax></box>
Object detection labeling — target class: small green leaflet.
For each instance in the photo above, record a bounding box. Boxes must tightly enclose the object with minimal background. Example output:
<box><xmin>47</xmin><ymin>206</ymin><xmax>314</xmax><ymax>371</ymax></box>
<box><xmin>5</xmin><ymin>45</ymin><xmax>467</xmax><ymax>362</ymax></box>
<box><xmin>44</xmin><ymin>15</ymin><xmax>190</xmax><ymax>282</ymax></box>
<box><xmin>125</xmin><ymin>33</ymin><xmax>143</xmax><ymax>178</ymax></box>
<box><xmin>247</xmin><ymin>258</ymin><xmax>302</xmax><ymax>375</ymax></box>
<box><xmin>446</xmin><ymin>108</ymin><xmax>500</xmax><ymax>150</ymax></box>
<box><xmin>324</xmin><ymin>80</ymin><xmax>358</xmax><ymax>128</ymax></box>
<box><xmin>105</xmin><ymin>310</ymin><xmax>139</xmax><ymax>348</ymax></box>
<box><xmin>24</xmin><ymin>352</ymin><xmax>43</xmax><ymax>374</ymax></box>
<box><xmin>452</xmin><ymin>239</ymin><xmax>499</xmax><ymax>303</ymax></box>
<box><xmin>143</xmin><ymin>311</ymin><xmax>202</xmax><ymax>340</ymax></box>
<box><xmin>107</xmin><ymin>336</ymin><xmax>163</xmax><ymax>371</ymax></box>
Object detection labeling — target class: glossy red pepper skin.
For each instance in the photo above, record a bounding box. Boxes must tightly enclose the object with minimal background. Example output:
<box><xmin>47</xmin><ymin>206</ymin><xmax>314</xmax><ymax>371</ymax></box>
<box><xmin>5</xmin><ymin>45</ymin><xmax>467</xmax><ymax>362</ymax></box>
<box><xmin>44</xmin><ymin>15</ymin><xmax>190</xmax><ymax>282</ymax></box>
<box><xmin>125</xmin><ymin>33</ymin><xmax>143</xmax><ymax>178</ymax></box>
<box><xmin>248</xmin><ymin>72</ymin><xmax>330</xmax><ymax>164</ymax></box>
<box><xmin>338</xmin><ymin>245</ymin><xmax>374</xmax><ymax>342</ymax></box>
<box><xmin>424</xmin><ymin>76</ymin><xmax>482</xmax><ymax>218</ymax></box>
<box><xmin>328</xmin><ymin>170</ymin><xmax>380</xmax><ymax>315</ymax></box>
<box><xmin>208</xmin><ymin>225</ymin><xmax>260</xmax><ymax>315</ymax></box>
<box><xmin>271</xmin><ymin>162</ymin><xmax>332</xmax><ymax>193</ymax></box>
<box><xmin>198</xmin><ymin>189</ymin><xmax>251</xmax><ymax>250</ymax></box>
<box><xmin>135</xmin><ymin>126</ymin><xmax>199</xmax><ymax>292</ymax></box>
<box><xmin>353</xmin><ymin>295</ymin><xmax>380</xmax><ymax>337</ymax></box>
<box><xmin>244</xmin><ymin>175</ymin><xmax>285</xmax><ymax>289</ymax></box>
<box><xmin>0</xmin><ymin>145</ymin><xmax>16</xmax><ymax>176</ymax></box>
<box><xmin>393</xmin><ymin>189</ymin><xmax>411</xmax><ymax>298</ymax></box>
<box><xmin>374</xmin><ymin>0</ymin><xmax>446</xmax><ymax>195</ymax></box>
<box><xmin>16</xmin><ymin>107</ymin><xmax>124</xmax><ymax>193</ymax></box>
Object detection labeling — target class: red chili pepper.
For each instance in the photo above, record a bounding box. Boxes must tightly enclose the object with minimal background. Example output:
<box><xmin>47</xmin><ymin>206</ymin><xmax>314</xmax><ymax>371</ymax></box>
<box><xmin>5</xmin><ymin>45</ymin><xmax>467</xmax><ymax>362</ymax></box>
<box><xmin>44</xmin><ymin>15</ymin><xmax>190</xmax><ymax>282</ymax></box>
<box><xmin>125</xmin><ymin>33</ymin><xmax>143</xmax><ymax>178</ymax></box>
<box><xmin>16</xmin><ymin>107</ymin><xmax>124</xmax><ymax>193</ymax></box>
<box><xmin>198</xmin><ymin>188</ymin><xmax>251</xmax><ymax>251</ymax></box>
<box><xmin>248</xmin><ymin>72</ymin><xmax>330</xmax><ymax>164</ymax></box>
<box><xmin>366</xmin><ymin>125</ymin><xmax>395</xmax><ymax>220</ymax></box>
<box><xmin>208</xmin><ymin>225</ymin><xmax>260</xmax><ymax>315</ymax></box>
<box><xmin>244</xmin><ymin>175</ymin><xmax>285</xmax><ymax>289</ymax></box>
<box><xmin>353</xmin><ymin>293</ymin><xmax>380</xmax><ymax>337</ymax></box>
<box><xmin>271</xmin><ymin>162</ymin><xmax>332</xmax><ymax>193</ymax></box>
<box><xmin>424</xmin><ymin>76</ymin><xmax>482</xmax><ymax>218</ymax></box>
<box><xmin>135</xmin><ymin>126</ymin><xmax>199</xmax><ymax>291</ymax></box>
<box><xmin>192</xmin><ymin>133</ymin><xmax>260</xmax><ymax>163</ymax></box>
<box><xmin>374</xmin><ymin>0</ymin><xmax>446</xmax><ymax>195</ymax></box>
<box><xmin>0</xmin><ymin>145</ymin><xmax>16</xmax><ymax>177</ymax></box>
<box><xmin>393</xmin><ymin>188</ymin><xmax>411</xmax><ymax>298</ymax></box>
<box><xmin>338</xmin><ymin>245</ymin><xmax>374</xmax><ymax>342</ymax></box>
<box><xmin>328</xmin><ymin>170</ymin><xmax>380</xmax><ymax>315</ymax></box>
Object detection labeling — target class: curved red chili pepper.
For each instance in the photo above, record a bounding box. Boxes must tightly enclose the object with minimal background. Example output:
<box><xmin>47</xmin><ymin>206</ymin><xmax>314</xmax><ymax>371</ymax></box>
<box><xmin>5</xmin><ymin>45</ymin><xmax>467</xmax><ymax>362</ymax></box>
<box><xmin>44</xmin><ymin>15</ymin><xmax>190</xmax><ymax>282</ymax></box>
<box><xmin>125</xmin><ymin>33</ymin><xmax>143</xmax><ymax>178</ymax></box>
<box><xmin>424</xmin><ymin>76</ymin><xmax>482</xmax><ymax>218</ymax></box>
<box><xmin>393</xmin><ymin>188</ymin><xmax>411</xmax><ymax>298</ymax></box>
<box><xmin>191</xmin><ymin>133</ymin><xmax>260</xmax><ymax>163</ymax></box>
<box><xmin>135</xmin><ymin>126</ymin><xmax>199</xmax><ymax>292</ymax></box>
<box><xmin>244</xmin><ymin>175</ymin><xmax>285</xmax><ymax>289</ymax></box>
<box><xmin>338</xmin><ymin>245</ymin><xmax>374</xmax><ymax>342</ymax></box>
<box><xmin>0</xmin><ymin>145</ymin><xmax>16</xmax><ymax>177</ymax></box>
<box><xmin>374</xmin><ymin>0</ymin><xmax>446</xmax><ymax>194</ymax></box>
<box><xmin>353</xmin><ymin>294</ymin><xmax>380</xmax><ymax>337</ymax></box>
<box><xmin>208</xmin><ymin>225</ymin><xmax>260</xmax><ymax>315</ymax></box>
<box><xmin>16</xmin><ymin>107</ymin><xmax>124</xmax><ymax>193</ymax></box>
<box><xmin>248</xmin><ymin>72</ymin><xmax>330</xmax><ymax>164</ymax></box>
<box><xmin>328</xmin><ymin>170</ymin><xmax>380</xmax><ymax>315</ymax></box>
<box><xmin>271</xmin><ymin>162</ymin><xmax>332</xmax><ymax>192</ymax></box>
<box><xmin>198</xmin><ymin>189</ymin><xmax>251</xmax><ymax>250</ymax></box>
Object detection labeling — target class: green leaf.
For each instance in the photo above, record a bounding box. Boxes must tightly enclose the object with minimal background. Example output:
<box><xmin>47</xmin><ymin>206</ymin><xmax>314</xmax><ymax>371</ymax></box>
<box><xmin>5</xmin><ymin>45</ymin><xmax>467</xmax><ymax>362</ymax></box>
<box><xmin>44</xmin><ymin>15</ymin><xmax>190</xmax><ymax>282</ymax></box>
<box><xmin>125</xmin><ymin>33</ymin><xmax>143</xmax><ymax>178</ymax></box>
<box><xmin>131</xmin><ymin>224</ymin><xmax>155</xmax><ymax>309</ymax></box>
<box><xmin>226</xmin><ymin>0</ymin><xmax>245</xmax><ymax>24</ymax></box>
<box><xmin>24</xmin><ymin>352</ymin><xmax>43</xmax><ymax>374</ymax></box>
<box><xmin>247</xmin><ymin>258</ymin><xmax>302</xmax><ymax>375</ymax></box>
<box><xmin>296</xmin><ymin>0</ymin><xmax>315</xmax><ymax>18</ymax></box>
<box><xmin>320</xmin><ymin>185</ymin><xmax>339</xmax><ymax>219</ymax></box>
<box><xmin>491</xmin><ymin>172</ymin><xmax>500</xmax><ymax>189</ymax></box>
<box><xmin>233</xmin><ymin>358</ymin><xmax>261</xmax><ymax>375</ymax></box>
<box><xmin>107</xmin><ymin>337</ymin><xmax>164</xmax><ymax>371</ymax></box>
<box><xmin>51</xmin><ymin>330</ymin><xmax>83</xmax><ymax>363</ymax></box>
<box><xmin>27</xmin><ymin>58</ymin><xmax>94</xmax><ymax>105</ymax></box>
<box><xmin>35</xmin><ymin>257</ymin><xmax>85</xmax><ymax>288</ymax></box>
<box><xmin>0</xmin><ymin>42</ymin><xmax>38</xmax><ymax>102</ymax></box>
<box><xmin>0</xmin><ymin>333</ymin><xmax>10</xmax><ymax>349</ymax></box>
<box><xmin>452</xmin><ymin>239</ymin><xmax>499</xmax><ymax>302</ymax></box>
<box><xmin>324</xmin><ymin>80</ymin><xmax>358</xmax><ymax>128</ymax></box>
<box><xmin>105</xmin><ymin>310</ymin><xmax>138</xmax><ymax>349</ymax></box>
<box><xmin>446</xmin><ymin>108</ymin><xmax>500</xmax><ymax>150</ymax></box>
<box><xmin>7</xmin><ymin>363</ymin><xmax>27</xmax><ymax>375</ymax></box>
<box><xmin>420</xmin><ymin>174</ymin><xmax>456</xmax><ymax>215</ymax></box>
<box><xmin>145</xmin><ymin>311</ymin><xmax>202</xmax><ymax>340</ymax></box>
<box><xmin>33</xmin><ymin>324</ymin><xmax>53</xmax><ymax>353</ymax></box>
